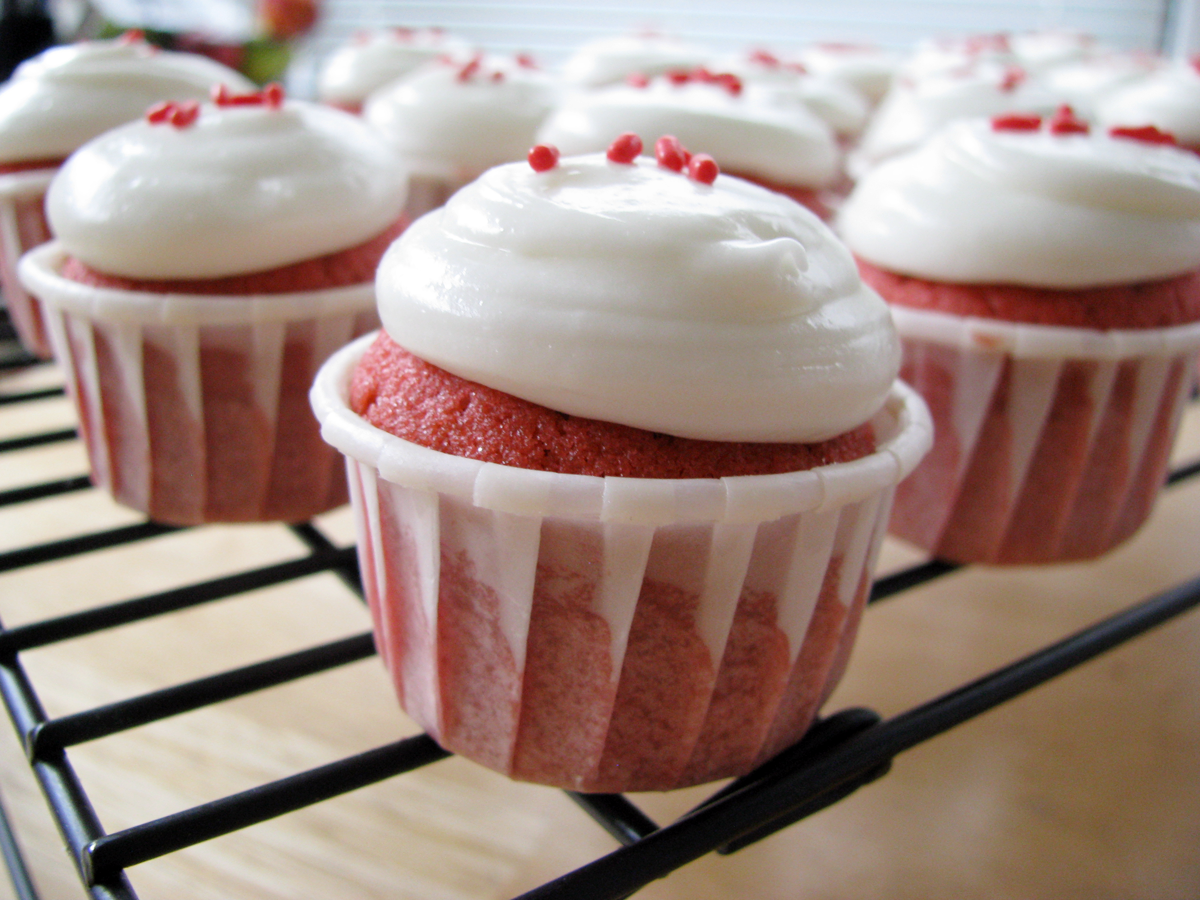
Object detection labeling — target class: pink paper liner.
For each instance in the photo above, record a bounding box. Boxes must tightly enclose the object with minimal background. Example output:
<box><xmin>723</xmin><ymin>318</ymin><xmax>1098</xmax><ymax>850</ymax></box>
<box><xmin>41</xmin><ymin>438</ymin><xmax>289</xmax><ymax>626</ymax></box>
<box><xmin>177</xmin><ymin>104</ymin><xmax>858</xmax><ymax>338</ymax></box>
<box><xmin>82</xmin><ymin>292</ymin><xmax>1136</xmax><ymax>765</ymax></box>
<box><xmin>314</xmin><ymin>333</ymin><xmax>933</xmax><ymax>792</ymax></box>
<box><xmin>888</xmin><ymin>305</ymin><xmax>1200</xmax><ymax>565</ymax></box>
<box><xmin>19</xmin><ymin>242</ymin><xmax>380</xmax><ymax>525</ymax></box>
<box><xmin>0</xmin><ymin>169</ymin><xmax>56</xmax><ymax>358</ymax></box>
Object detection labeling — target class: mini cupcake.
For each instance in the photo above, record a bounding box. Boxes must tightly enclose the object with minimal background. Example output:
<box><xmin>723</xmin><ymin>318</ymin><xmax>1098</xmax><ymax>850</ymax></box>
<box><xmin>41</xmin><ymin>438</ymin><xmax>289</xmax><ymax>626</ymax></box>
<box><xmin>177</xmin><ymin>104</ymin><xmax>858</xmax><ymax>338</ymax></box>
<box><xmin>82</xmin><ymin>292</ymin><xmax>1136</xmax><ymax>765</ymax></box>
<box><xmin>559</xmin><ymin>31</ymin><xmax>711</xmax><ymax>90</ymax></box>
<box><xmin>315</xmin><ymin>26</ymin><xmax>474</xmax><ymax>114</ymax></box>
<box><xmin>0</xmin><ymin>32</ymin><xmax>254</xmax><ymax>358</ymax></box>
<box><xmin>19</xmin><ymin>85</ymin><xmax>408</xmax><ymax>526</ymax></box>
<box><xmin>310</xmin><ymin>138</ymin><xmax>932</xmax><ymax>792</ymax></box>
<box><xmin>536</xmin><ymin>69</ymin><xmax>843</xmax><ymax>218</ymax></box>
<box><xmin>362</xmin><ymin>52</ymin><xmax>560</xmax><ymax>220</ymax></box>
<box><xmin>838</xmin><ymin>112</ymin><xmax>1200</xmax><ymax>565</ymax></box>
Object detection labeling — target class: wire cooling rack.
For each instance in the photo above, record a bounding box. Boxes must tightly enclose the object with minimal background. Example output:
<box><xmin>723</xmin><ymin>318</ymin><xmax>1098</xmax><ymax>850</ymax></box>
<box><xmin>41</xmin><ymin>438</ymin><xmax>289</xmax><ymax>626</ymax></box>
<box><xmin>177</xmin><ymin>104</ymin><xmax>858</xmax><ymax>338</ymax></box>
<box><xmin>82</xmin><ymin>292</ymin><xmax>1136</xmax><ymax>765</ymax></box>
<box><xmin>0</xmin><ymin>329</ymin><xmax>1198</xmax><ymax>900</ymax></box>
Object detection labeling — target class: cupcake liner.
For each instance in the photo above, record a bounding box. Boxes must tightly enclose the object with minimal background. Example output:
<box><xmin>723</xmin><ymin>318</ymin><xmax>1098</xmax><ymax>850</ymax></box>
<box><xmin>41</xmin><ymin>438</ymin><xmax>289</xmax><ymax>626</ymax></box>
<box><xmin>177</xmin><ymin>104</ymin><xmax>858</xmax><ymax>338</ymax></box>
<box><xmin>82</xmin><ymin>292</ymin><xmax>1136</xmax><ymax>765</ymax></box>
<box><xmin>19</xmin><ymin>241</ymin><xmax>380</xmax><ymax>525</ymax></box>
<box><xmin>0</xmin><ymin>169</ymin><xmax>56</xmax><ymax>358</ymax></box>
<box><xmin>889</xmin><ymin>305</ymin><xmax>1200</xmax><ymax>565</ymax></box>
<box><xmin>312</xmin><ymin>332</ymin><xmax>932</xmax><ymax>792</ymax></box>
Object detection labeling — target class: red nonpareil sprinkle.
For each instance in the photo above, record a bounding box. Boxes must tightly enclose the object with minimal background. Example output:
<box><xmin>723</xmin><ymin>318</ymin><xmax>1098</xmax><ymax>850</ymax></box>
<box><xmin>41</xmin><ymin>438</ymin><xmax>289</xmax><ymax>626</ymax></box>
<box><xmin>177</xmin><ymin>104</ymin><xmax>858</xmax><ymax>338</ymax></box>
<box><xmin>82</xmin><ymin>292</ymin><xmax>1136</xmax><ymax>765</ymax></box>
<box><xmin>626</xmin><ymin>72</ymin><xmax>650</xmax><ymax>88</ymax></box>
<box><xmin>146</xmin><ymin>100</ymin><xmax>200</xmax><ymax>128</ymax></box>
<box><xmin>749</xmin><ymin>48</ymin><xmax>780</xmax><ymax>67</ymax></box>
<box><xmin>667</xmin><ymin>69</ymin><xmax>691</xmax><ymax>85</ymax></box>
<box><xmin>714</xmin><ymin>72</ymin><xmax>743</xmax><ymax>96</ymax></box>
<box><xmin>607</xmin><ymin>132</ymin><xmax>643</xmax><ymax>163</ymax></box>
<box><xmin>1048</xmin><ymin>104</ymin><xmax>1089</xmax><ymax>135</ymax></box>
<box><xmin>1109</xmin><ymin>124</ymin><xmax>1179</xmax><ymax>146</ymax></box>
<box><xmin>687</xmin><ymin>153</ymin><xmax>719</xmax><ymax>184</ymax></box>
<box><xmin>999</xmin><ymin>65</ymin><xmax>1026</xmax><ymax>92</ymax></box>
<box><xmin>516</xmin><ymin>53</ymin><xmax>538</xmax><ymax>69</ymax></box>
<box><xmin>212</xmin><ymin>83</ymin><xmax>286</xmax><ymax>107</ymax></box>
<box><xmin>118</xmin><ymin>29</ymin><xmax>145</xmax><ymax>44</ymax></box>
<box><xmin>491</xmin><ymin>69</ymin><xmax>505</xmax><ymax>82</ymax></box>
<box><xmin>655</xmin><ymin>135</ymin><xmax>689</xmax><ymax>171</ymax></box>
<box><xmin>528</xmin><ymin>144</ymin><xmax>560</xmax><ymax>172</ymax></box>
<box><xmin>991</xmin><ymin>112</ymin><xmax>1042</xmax><ymax>132</ymax></box>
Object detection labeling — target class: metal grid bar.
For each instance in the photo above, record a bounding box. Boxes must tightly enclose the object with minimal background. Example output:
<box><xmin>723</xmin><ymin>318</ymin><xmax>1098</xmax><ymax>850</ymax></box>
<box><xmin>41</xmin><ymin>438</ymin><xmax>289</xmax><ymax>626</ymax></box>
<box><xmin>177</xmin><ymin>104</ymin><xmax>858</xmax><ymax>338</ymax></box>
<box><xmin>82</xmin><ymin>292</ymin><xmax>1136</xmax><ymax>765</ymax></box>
<box><xmin>0</xmin><ymin>368</ymin><xmax>1197</xmax><ymax>900</ymax></box>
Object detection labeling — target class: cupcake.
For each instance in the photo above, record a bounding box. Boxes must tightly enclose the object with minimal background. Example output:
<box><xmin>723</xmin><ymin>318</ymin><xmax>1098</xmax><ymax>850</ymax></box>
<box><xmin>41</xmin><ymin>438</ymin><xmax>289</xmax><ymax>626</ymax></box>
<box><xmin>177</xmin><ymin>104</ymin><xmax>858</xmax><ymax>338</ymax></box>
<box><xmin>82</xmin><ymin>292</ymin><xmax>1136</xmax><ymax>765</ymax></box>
<box><xmin>310</xmin><ymin>138</ymin><xmax>932</xmax><ymax>792</ymax></box>
<box><xmin>558</xmin><ymin>31</ymin><xmax>711</xmax><ymax>90</ymax></box>
<box><xmin>535</xmin><ymin>69</ymin><xmax>843</xmax><ymax>218</ymax></box>
<box><xmin>362</xmin><ymin>52</ymin><xmax>560</xmax><ymax>220</ymax></box>
<box><xmin>315</xmin><ymin>26</ymin><xmax>474</xmax><ymax>114</ymax></box>
<box><xmin>838</xmin><ymin>113</ymin><xmax>1200</xmax><ymax>565</ymax></box>
<box><xmin>19</xmin><ymin>84</ymin><xmax>409</xmax><ymax>526</ymax></box>
<box><xmin>0</xmin><ymin>32</ymin><xmax>255</xmax><ymax>358</ymax></box>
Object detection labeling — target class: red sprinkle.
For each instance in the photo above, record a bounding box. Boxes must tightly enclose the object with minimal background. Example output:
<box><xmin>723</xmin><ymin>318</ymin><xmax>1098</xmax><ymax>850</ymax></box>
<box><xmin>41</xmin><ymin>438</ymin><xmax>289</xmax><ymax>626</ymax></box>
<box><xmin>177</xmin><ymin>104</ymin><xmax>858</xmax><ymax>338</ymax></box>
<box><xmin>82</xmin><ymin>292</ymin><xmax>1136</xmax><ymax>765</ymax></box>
<box><xmin>528</xmin><ymin>144</ymin><xmax>560</xmax><ymax>172</ymax></box>
<box><xmin>749</xmin><ymin>48</ymin><xmax>780</xmax><ymax>67</ymax></box>
<box><xmin>118</xmin><ymin>29</ymin><xmax>145</xmax><ymax>44</ymax></box>
<box><xmin>999</xmin><ymin>65</ymin><xmax>1026</xmax><ymax>92</ymax></box>
<box><xmin>626</xmin><ymin>72</ymin><xmax>650</xmax><ymax>88</ymax></box>
<box><xmin>1191</xmin><ymin>55</ymin><xmax>1200</xmax><ymax>77</ymax></box>
<box><xmin>1048</xmin><ymin>104</ymin><xmax>1089</xmax><ymax>135</ymax></box>
<box><xmin>991</xmin><ymin>112</ymin><xmax>1042</xmax><ymax>132</ymax></box>
<box><xmin>687</xmin><ymin>153</ymin><xmax>719</xmax><ymax>185</ymax></box>
<box><xmin>456</xmin><ymin>53</ymin><xmax>483</xmax><ymax>82</ymax></box>
<box><xmin>667</xmin><ymin>69</ymin><xmax>691</xmax><ymax>85</ymax></box>
<box><xmin>1109</xmin><ymin>124</ymin><xmax>1178</xmax><ymax>146</ymax></box>
<box><xmin>145</xmin><ymin>100</ymin><xmax>200</xmax><ymax>128</ymax></box>
<box><xmin>607</xmin><ymin>132</ymin><xmax>643</xmax><ymax>164</ymax></box>
<box><xmin>714</xmin><ymin>72</ymin><xmax>743</xmax><ymax>96</ymax></box>
<box><xmin>655</xmin><ymin>135</ymin><xmax>689</xmax><ymax>171</ymax></box>
<box><xmin>491</xmin><ymin>69</ymin><xmax>506</xmax><ymax>82</ymax></box>
<box><xmin>515</xmin><ymin>53</ymin><xmax>538</xmax><ymax>69</ymax></box>
<box><xmin>211</xmin><ymin>83</ymin><xmax>286</xmax><ymax>107</ymax></box>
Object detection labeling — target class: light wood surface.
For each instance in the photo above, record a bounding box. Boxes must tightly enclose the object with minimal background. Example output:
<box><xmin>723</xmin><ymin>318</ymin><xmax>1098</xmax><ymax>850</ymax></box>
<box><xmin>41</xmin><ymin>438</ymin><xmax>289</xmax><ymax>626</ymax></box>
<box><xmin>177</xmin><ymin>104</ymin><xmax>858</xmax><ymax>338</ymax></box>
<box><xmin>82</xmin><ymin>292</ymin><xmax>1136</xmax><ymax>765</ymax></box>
<box><xmin>1</xmin><ymin>359</ymin><xmax>1198</xmax><ymax>900</ymax></box>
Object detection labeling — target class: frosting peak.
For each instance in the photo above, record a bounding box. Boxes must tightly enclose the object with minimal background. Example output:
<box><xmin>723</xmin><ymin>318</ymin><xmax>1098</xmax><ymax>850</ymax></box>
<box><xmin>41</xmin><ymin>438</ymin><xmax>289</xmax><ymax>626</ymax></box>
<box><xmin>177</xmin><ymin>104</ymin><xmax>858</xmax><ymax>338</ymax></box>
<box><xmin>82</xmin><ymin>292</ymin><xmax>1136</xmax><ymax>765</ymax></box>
<box><xmin>375</xmin><ymin>152</ymin><xmax>898</xmax><ymax>442</ymax></box>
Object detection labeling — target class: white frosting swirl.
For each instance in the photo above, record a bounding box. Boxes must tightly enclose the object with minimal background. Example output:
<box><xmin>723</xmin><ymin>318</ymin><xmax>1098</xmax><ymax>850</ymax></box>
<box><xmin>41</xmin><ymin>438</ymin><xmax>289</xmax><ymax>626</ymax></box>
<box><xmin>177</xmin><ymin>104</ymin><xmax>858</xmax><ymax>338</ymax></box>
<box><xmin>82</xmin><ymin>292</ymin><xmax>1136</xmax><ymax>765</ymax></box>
<box><xmin>375</xmin><ymin>153</ymin><xmax>898</xmax><ymax>442</ymax></box>
<box><xmin>363</xmin><ymin>54</ymin><xmax>561</xmax><ymax>178</ymax></box>
<box><xmin>536</xmin><ymin>78</ymin><xmax>840</xmax><ymax>187</ymax></box>
<box><xmin>837</xmin><ymin>117</ymin><xmax>1200</xmax><ymax>288</ymax></box>
<box><xmin>316</xmin><ymin>28</ymin><xmax>473</xmax><ymax>107</ymax></box>
<box><xmin>0</xmin><ymin>37</ymin><xmax>255</xmax><ymax>165</ymax></box>
<box><xmin>1096</xmin><ymin>61</ymin><xmax>1200</xmax><ymax>147</ymax></box>
<box><xmin>46</xmin><ymin>97</ymin><xmax>408</xmax><ymax>279</ymax></box>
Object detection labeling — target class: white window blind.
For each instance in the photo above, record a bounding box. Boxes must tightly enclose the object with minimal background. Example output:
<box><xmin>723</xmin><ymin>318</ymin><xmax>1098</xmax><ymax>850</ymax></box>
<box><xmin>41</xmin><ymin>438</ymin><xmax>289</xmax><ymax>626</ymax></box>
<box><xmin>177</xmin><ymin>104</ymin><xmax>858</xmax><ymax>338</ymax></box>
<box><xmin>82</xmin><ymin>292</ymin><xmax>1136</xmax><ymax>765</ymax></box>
<box><xmin>303</xmin><ymin>0</ymin><xmax>1187</xmax><ymax>65</ymax></box>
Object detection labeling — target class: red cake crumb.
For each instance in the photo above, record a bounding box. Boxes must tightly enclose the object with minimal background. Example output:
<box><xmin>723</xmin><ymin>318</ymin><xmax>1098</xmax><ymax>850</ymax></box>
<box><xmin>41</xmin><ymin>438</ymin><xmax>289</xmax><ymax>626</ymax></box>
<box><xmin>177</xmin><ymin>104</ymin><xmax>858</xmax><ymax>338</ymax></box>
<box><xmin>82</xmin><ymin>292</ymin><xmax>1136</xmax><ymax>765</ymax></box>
<box><xmin>857</xmin><ymin>258</ymin><xmax>1200</xmax><ymax>329</ymax></box>
<box><xmin>59</xmin><ymin>216</ymin><xmax>409</xmax><ymax>294</ymax></box>
<box><xmin>350</xmin><ymin>332</ymin><xmax>876</xmax><ymax>479</ymax></box>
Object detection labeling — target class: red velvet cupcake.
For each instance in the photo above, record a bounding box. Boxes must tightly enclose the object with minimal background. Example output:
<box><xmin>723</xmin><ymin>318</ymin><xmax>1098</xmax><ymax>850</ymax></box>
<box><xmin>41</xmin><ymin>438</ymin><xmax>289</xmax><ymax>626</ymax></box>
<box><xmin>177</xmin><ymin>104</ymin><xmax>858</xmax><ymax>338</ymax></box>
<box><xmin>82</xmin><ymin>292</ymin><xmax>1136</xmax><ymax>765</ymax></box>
<box><xmin>839</xmin><ymin>112</ymin><xmax>1200</xmax><ymax>564</ymax></box>
<box><xmin>311</xmin><ymin>138</ymin><xmax>931</xmax><ymax>792</ymax></box>
<box><xmin>20</xmin><ymin>85</ymin><xmax>408</xmax><ymax>525</ymax></box>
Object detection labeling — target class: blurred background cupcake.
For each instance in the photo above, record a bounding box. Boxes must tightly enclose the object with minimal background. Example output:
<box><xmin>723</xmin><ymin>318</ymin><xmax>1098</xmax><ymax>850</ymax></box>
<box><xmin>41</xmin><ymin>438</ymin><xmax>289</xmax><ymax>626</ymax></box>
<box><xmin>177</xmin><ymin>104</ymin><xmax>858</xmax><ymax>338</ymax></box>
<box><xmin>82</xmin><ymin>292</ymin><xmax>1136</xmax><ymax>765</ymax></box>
<box><xmin>0</xmin><ymin>31</ymin><xmax>254</xmax><ymax>359</ymax></box>
<box><xmin>19</xmin><ymin>84</ymin><xmax>408</xmax><ymax>525</ymax></box>
<box><xmin>838</xmin><ymin>113</ymin><xmax>1200</xmax><ymax>565</ymax></box>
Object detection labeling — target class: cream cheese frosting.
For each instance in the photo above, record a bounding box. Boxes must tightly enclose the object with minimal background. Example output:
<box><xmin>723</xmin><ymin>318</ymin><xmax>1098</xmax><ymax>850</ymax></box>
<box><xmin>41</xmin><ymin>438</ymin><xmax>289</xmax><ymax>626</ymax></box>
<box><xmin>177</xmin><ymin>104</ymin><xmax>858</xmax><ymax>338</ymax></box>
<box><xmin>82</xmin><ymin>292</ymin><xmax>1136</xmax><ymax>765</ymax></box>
<box><xmin>316</xmin><ymin>27</ymin><xmax>474</xmax><ymax>108</ymax></box>
<box><xmin>837</xmin><ymin>116</ymin><xmax>1200</xmax><ymax>288</ymax></box>
<box><xmin>46</xmin><ymin>89</ymin><xmax>409</xmax><ymax>279</ymax></box>
<box><xmin>0</xmin><ymin>35</ymin><xmax>255</xmax><ymax>165</ymax></box>
<box><xmin>536</xmin><ymin>74</ymin><xmax>840</xmax><ymax>187</ymax></box>
<box><xmin>362</xmin><ymin>53</ymin><xmax>560</xmax><ymax>179</ymax></box>
<box><xmin>374</xmin><ymin>150</ymin><xmax>898</xmax><ymax>443</ymax></box>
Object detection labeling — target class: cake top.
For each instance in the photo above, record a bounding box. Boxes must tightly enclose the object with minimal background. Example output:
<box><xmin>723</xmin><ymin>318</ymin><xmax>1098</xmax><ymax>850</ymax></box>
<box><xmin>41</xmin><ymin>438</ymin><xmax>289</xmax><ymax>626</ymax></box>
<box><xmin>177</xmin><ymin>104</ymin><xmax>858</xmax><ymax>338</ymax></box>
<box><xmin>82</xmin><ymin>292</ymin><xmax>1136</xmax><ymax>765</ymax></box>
<box><xmin>374</xmin><ymin>139</ymin><xmax>898</xmax><ymax>443</ymax></box>
<box><xmin>316</xmin><ymin>27</ymin><xmax>474</xmax><ymax>108</ymax></box>
<box><xmin>362</xmin><ymin>52</ymin><xmax>561</xmax><ymax>178</ymax></box>
<box><xmin>0</xmin><ymin>33</ymin><xmax>255</xmax><ymax>165</ymax></box>
<box><xmin>46</xmin><ymin>85</ymin><xmax>409</xmax><ymax>280</ymax></box>
<box><xmin>837</xmin><ymin>113</ymin><xmax>1200</xmax><ymax>288</ymax></box>
<box><xmin>1096</xmin><ymin>58</ymin><xmax>1200</xmax><ymax>147</ymax></box>
<box><xmin>559</xmin><ymin>32</ymin><xmax>711</xmax><ymax>89</ymax></box>
<box><xmin>536</xmin><ymin>69</ymin><xmax>841</xmax><ymax>187</ymax></box>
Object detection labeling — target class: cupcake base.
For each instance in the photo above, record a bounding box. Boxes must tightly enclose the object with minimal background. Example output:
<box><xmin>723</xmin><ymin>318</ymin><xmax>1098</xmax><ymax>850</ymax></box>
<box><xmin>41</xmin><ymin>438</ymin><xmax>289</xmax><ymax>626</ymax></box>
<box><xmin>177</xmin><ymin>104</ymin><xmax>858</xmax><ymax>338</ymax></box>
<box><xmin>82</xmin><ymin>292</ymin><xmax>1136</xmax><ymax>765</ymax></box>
<box><xmin>20</xmin><ymin>242</ymin><xmax>381</xmax><ymax>525</ymax></box>
<box><xmin>313</xmin><ymin>333</ymin><xmax>933</xmax><ymax>792</ymax></box>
